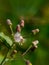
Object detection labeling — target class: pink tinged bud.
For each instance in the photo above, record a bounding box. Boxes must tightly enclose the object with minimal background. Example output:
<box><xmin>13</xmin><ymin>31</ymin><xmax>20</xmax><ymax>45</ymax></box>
<box><xmin>32</xmin><ymin>40</ymin><xmax>39</xmax><ymax>48</ymax></box>
<box><xmin>32</xmin><ymin>30</ymin><xmax>36</xmax><ymax>35</ymax></box>
<box><xmin>7</xmin><ymin>19</ymin><xmax>12</xmax><ymax>25</ymax></box>
<box><xmin>20</xmin><ymin>19</ymin><xmax>24</xmax><ymax>27</ymax></box>
<box><xmin>36</xmin><ymin>29</ymin><xmax>39</xmax><ymax>32</ymax></box>
<box><xmin>32</xmin><ymin>28</ymin><xmax>39</xmax><ymax>35</ymax></box>
<box><xmin>16</xmin><ymin>24</ymin><xmax>21</xmax><ymax>32</ymax></box>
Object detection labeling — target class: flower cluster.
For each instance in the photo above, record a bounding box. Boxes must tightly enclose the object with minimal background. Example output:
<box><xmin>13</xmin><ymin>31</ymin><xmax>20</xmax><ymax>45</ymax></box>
<box><xmin>6</xmin><ymin>18</ymin><xmax>40</xmax><ymax>65</ymax></box>
<box><xmin>7</xmin><ymin>19</ymin><xmax>25</xmax><ymax>45</ymax></box>
<box><xmin>14</xmin><ymin>19</ymin><xmax>25</xmax><ymax>45</ymax></box>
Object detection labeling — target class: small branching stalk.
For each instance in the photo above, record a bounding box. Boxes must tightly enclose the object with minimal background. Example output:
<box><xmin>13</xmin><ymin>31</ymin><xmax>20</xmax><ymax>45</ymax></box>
<box><xmin>7</xmin><ymin>19</ymin><xmax>14</xmax><ymax>36</ymax></box>
<box><xmin>0</xmin><ymin>18</ymin><xmax>40</xmax><ymax>65</ymax></box>
<box><xmin>22</xmin><ymin>40</ymin><xmax>39</xmax><ymax>56</ymax></box>
<box><xmin>22</xmin><ymin>45</ymin><xmax>32</xmax><ymax>56</ymax></box>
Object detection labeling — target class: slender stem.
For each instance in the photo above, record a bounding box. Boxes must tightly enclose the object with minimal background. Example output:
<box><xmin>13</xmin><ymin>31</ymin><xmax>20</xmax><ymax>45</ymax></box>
<box><xmin>10</xmin><ymin>25</ymin><xmax>14</xmax><ymax>36</ymax></box>
<box><xmin>22</xmin><ymin>45</ymin><xmax>32</xmax><ymax>56</ymax></box>
<box><xmin>1</xmin><ymin>49</ymin><xmax>9</xmax><ymax>65</ymax></box>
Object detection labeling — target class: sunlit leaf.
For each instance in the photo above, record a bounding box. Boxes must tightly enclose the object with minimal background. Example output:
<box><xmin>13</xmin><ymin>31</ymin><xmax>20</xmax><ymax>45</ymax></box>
<box><xmin>0</xmin><ymin>32</ymin><xmax>13</xmax><ymax>48</ymax></box>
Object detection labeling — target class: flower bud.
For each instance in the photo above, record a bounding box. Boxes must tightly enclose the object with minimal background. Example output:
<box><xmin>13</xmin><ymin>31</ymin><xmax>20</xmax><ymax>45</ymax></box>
<box><xmin>20</xmin><ymin>19</ymin><xmax>24</xmax><ymax>27</ymax></box>
<box><xmin>13</xmin><ymin>50</ymin><xmax>17</xmax><ymax>54</ymax></box>
<box><xmin>16</xmin><ymin>24</ymin><xmax>21</xmax><ymax>32</ymax></box>
<box><xmin>7</xmin><ymin>19</ymin><xmax>12</xmax><ymax>25</ymax></box>
<box><xmin>32</xmin><ymin>40</ymin><xmax>39</xmax><ymax>48</ymax></box>
<box><xmin>32</xmin><ymin>28</ymin><xmax>39</xmax><ymax>35</ymax></box>
<box><xmin>32</xmin><ymin>30</ymin><xmax>36</xmax><ymax>35</ymax></box>
<box><xmin>36</xmin><ymin>28</ymin><xmax>39</xmax><ymax>32</ymax></box>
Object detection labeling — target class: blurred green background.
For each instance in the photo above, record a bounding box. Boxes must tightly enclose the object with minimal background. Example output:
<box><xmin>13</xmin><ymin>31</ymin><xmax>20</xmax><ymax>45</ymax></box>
<box><xmin>0</xmin><ymin>0</ymin><xmax>49</xmax><ymax>65</ymax></box>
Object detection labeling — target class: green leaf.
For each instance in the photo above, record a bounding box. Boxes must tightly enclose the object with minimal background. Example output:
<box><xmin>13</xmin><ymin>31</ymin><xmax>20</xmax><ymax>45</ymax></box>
<box><xmin>0</xmin><ymin>32</ymin><xmax>13</xmax><ymax>48</ymax></box>
<box><xmin>0</xmin><ymin>41</ymin><xmax>8</xmax><ymax>65</ymax></box>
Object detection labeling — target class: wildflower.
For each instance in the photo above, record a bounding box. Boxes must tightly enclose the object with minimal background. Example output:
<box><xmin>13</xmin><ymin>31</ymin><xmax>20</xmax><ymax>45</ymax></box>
<box><xmin>20</xmin><ymin>19</ymin><xmax>24</xmax><ymax>27</ymax></box>
<box><xmin>6</xmin><ymin>19</ymin><xmax>12</xmax><ymax>26</ymax></box>
<box><xmin>32</xmin><ymin>28</ymin><xmax>39</xmax><ymax>35</ymax></box>
<box><xmin>14</xmin><ymin>32</ymin><xmax>21</xmax><ymax>43</ymax></box>
<box><xmin>16</xmin><ymin>24</ymin><xmax>21</xmax><ymax>32</ymax></box>
<box><xmin>32</xmin><ymin>40</ymin><xmax>39</xmax><ymax>48</ymax></box>
<box><xmin>14</xmin><ymin>32</ymin><xmax>25</xmax><ymax>45</ymax></box>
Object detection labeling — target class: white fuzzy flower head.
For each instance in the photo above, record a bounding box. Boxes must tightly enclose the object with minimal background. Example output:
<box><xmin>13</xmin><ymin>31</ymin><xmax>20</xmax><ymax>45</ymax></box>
<box><xmin>14</xmin><ymin>32</ymin><xmax>21</xmax><ymax>43</ymax></box>
<box><xmin>7</xmin><ymin>19</ymin><xmax>12</xmax><ymax>25</ymax></box>
<box><xmin>14</xmin><ymin>32</ymin><xmax>25</xmax><ymax>45</ymax></box>
<box><xmin>32</xmin><ymin>40</ymin><xmax>39</xmax><ymax>48</ymax></box>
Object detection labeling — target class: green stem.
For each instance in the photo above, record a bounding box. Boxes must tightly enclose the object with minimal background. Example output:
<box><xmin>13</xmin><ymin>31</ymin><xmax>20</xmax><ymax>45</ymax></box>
<box><xmin>1</xmin><ymin>49</ymin><xmax>9</xmax><ymax>65</ymax></box>
<box><xmin>10</xmin><ymin>25</ymin><xmax>14</xmax><ymax>36</ymax></box>
<box><xmin>22</xmin><ymin>45</ymin><xmax>32</xmax><ymax>56</ymax></box>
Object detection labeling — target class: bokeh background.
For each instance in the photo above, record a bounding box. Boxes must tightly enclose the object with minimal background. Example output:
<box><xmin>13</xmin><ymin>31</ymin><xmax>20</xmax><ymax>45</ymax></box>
<box><xmin>0</xmin><ymin>0</ymin><xmax>49</xmax><ymax>65</ymax></box>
